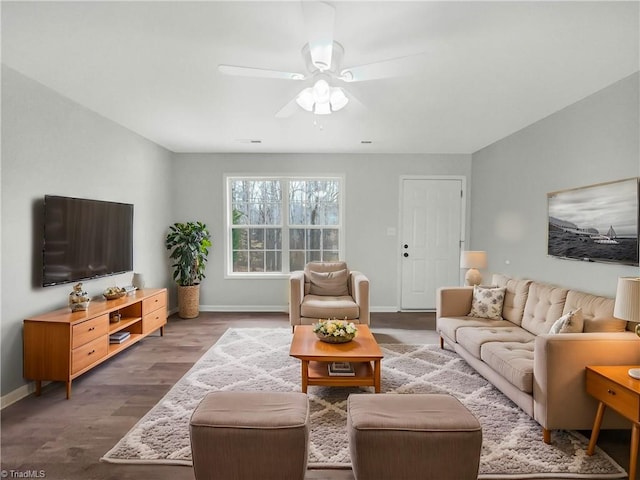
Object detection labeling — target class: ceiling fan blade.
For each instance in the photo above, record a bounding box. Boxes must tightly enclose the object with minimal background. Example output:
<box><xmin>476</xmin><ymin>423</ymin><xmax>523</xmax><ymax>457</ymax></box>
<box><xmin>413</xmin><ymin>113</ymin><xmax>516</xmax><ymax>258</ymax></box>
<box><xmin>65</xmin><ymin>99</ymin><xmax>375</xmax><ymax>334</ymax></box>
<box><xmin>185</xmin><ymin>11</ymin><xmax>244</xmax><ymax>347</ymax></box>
<box><xmin>339</xmin><ymin>53</ymin><xmax>427</xmax><ymax>83</ymax></box>
<box><xmin>301</xmin><ymin>1</ymin><xmax>335</xmax><ymax>72</ymax></box>
<box><xmin>275</xmin><ymin>97</ymin><xmax>301</xmax><ymax>118</ymax></box>
<box><xmin>218</xmin><ymin>65</ymin><xmax>305</xmax><ymax>81</ymax></box>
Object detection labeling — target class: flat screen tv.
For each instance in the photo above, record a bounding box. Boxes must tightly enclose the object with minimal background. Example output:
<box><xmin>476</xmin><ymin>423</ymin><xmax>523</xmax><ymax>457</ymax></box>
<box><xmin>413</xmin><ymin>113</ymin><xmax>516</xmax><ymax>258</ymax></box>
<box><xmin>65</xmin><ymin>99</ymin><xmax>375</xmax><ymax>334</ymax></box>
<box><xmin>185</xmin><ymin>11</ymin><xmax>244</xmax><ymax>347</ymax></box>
<box><xmin>42</xmin><ymin>195</ymin><xmax>134</xmax><ymax>287</ymax></box>
<box><xmin>547</xmin><ymin>177</ymin><xmax>639</xmax><ymax>266</ymax></box>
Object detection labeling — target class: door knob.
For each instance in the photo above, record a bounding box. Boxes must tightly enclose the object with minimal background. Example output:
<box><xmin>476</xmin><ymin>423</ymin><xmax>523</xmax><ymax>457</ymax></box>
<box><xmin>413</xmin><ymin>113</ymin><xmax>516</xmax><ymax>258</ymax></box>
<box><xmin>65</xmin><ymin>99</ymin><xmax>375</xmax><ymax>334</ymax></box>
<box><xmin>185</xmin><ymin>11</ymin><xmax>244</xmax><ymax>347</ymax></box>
<box><xmin>403</xmin><ymin>253</ymin><xmax>409</xmax><ymax>257</ymax></box>
<box><xmin>403</xmin><ymin>244</ymin><xmax>408</xmax><ymax>249</ymax></box>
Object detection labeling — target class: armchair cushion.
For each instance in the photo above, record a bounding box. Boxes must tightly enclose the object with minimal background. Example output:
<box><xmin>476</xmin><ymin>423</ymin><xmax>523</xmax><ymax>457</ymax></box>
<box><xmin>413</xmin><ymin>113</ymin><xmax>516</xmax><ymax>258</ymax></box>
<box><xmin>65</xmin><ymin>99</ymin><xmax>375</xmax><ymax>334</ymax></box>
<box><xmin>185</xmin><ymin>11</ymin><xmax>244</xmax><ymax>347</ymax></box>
<box><xmin>307</xmin><ymin>269</ymin><xmax>350</xmax><ymax>296</ymax></box>
<box><xmin>301</xmin><ymin>295</ymin><xmax>360</xmax><ymax>320</ymax></box>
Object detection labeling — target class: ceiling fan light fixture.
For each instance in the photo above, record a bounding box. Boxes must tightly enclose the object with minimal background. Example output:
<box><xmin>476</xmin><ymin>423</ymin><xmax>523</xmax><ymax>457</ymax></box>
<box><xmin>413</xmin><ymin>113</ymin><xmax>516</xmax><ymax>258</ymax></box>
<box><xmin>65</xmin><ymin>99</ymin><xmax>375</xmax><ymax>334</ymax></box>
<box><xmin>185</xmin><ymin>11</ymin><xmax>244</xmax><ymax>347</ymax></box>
<box><xmin>312</xmin><ymin>79</ymin><xmax>331</xmax><ymax>104</ymax></box>
<box><xmin>296</xmin><ymin>88</ymin><xmax>315</xmax><ymax>112</ymax></box>
<box><xmin>314</xmin><ymin>102</ymin><xmax>331</xmax><ymax>115</ymax></box>
<box><xmin>329</xmin><ymin>87</ymin><xmax>348</xmax><ymax>111</ymax></box>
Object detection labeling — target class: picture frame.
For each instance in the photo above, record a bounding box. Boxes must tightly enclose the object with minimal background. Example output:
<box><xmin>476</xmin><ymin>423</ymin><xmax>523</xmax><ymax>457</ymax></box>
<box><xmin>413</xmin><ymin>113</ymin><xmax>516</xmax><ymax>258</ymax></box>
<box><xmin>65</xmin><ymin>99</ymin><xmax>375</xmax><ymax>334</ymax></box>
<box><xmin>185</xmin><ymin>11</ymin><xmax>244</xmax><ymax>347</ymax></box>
<box><xmin>547</xmin><ymin>177</ymin><xmax>639</xmax><ymax>266</ymax></box>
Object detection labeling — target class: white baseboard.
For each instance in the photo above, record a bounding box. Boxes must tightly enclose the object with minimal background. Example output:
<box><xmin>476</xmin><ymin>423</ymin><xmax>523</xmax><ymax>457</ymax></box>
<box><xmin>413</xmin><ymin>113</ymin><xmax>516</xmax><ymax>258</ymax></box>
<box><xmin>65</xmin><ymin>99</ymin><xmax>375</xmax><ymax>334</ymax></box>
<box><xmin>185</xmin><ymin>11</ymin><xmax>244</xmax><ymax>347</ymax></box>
<box><xmin>177</xmin><ymin>305</ymin><xmax>401</xmax><ymax>313</ymax></box>
<box><xmin>1</xmin><ymin>382</ymin><xmax>37</xmax><ymax>410</ymax></box>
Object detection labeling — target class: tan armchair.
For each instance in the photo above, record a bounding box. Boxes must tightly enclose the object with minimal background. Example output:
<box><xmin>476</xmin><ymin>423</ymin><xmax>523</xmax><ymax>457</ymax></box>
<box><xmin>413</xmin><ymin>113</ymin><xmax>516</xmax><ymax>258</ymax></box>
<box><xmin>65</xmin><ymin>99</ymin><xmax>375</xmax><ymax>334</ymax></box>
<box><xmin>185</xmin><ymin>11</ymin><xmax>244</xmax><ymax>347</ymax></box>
<box><xmin>289</xmin><ymin>261</ymin><xmax>370</xmax><ymax>330</ymax></box>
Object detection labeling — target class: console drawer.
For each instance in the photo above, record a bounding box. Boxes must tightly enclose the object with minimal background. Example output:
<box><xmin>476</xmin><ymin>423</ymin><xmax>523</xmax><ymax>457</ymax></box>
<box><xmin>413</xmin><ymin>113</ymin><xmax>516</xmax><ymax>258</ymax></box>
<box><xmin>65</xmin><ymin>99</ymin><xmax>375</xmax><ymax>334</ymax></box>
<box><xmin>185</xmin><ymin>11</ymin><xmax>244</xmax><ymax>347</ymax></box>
<box><xmin>72</xmin><ymin>315</ymin><xmax>109</xmax><ymax>348</ymax></box>
<box><xmin>143</xmin><ymin>310</ymin><xmax>166</xmax><ymax>334</ymax></box>
<box><xmin>142</xmin><ymin>291</ymin><xmax>166</xmax><ymax>314</ymax></box>
<box><xmin>587</xmin><ymin>369</ymin><xmax>640</xmax><ymax>421</ymax></box>
<box><xmin>72</xmin><ymin>336</ymin><xmax>108</xmax><ymax>374</ymax></box>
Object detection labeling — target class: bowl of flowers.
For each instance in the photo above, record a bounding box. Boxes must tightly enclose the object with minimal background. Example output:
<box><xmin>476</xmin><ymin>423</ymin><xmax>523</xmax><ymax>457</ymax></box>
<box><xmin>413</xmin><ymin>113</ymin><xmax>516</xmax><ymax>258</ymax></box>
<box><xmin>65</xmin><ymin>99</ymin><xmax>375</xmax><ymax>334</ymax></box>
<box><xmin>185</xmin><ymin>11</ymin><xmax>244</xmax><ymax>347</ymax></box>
<box><xmin>313</xmin><ymin>318</ymin><xmax>358</xmax><ymax>344</ymax></box>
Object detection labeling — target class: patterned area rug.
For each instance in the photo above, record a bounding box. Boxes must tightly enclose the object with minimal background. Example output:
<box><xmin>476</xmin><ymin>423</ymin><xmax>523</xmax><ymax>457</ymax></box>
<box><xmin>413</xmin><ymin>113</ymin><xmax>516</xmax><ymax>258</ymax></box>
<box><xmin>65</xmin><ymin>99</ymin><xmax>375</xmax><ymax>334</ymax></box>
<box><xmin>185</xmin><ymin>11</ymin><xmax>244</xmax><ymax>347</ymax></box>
<box><xmin>101</xmin><ymin>327</ymin><xmax>626</xmax><ymax>478</ymax></box>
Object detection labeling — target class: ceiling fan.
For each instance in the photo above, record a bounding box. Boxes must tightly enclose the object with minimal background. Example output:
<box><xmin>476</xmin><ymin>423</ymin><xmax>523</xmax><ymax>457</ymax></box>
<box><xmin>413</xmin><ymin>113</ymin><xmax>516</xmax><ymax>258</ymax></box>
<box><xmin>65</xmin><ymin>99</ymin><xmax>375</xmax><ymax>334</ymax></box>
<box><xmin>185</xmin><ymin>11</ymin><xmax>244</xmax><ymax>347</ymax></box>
<box><xmin>217</xmin><ymin>1</ymin><xmax>425</xmax><ymax>117</ymax></box>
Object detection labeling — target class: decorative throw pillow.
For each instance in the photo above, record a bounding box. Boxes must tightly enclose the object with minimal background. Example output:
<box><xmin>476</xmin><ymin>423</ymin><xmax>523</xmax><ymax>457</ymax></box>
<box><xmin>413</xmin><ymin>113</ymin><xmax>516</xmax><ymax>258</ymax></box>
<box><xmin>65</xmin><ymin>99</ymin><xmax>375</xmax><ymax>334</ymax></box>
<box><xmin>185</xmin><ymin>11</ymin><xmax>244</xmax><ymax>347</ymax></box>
<box><xmin>307</xmin><ymin>269</ymin><xmax>350</xmax><ymax>296</ymax></box>
<box><xmin>468</xmin><ymin>286</ymin><xmax>506</xmax><ymax>320</ymax></box>
<box><xmin>549</xmin><ymin>308</ymin><xmax>584</xmax><ymax>334</ymax></box>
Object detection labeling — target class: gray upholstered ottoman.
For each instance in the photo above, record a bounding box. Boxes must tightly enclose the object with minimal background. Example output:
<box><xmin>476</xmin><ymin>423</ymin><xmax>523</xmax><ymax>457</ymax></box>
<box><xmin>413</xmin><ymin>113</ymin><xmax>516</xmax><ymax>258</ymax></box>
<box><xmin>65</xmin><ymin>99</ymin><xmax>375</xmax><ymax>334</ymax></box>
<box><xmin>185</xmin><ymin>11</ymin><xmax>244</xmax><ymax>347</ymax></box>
<box><xmin>189</xmin><ymin>391</ymin><xmax>309</xmax><ymax>480</ymax></box>
<box><xmin>347</xmin><ymin>393</ymin><xmax>482</xmax><ymax>480</ymax></box>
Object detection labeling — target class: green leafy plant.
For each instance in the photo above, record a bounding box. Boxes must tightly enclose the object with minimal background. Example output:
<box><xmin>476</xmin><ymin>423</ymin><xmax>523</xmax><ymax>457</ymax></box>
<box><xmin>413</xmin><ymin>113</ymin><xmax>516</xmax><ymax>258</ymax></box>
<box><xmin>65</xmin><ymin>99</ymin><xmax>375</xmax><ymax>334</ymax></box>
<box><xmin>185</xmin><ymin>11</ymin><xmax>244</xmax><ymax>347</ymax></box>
<box><xmin>165</xmin><ymin>221</ymin><xmax>212</xmax><ymax>286</ymax></box>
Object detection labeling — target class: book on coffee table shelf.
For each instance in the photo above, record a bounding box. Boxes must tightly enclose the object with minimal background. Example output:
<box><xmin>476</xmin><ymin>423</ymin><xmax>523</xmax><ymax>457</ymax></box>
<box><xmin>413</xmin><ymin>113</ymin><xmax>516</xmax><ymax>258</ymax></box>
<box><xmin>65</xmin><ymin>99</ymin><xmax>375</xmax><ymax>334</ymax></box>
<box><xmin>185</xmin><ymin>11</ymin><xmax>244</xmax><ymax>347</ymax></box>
<box><xmin>328</xmin><ymin>362</ymin><xmax>355</xmax><ymax>376</ymax></box>
<box><xmin>109</xmin><ymin>331</ymin><xmax>131</xmax><ymax>344</ymax></box>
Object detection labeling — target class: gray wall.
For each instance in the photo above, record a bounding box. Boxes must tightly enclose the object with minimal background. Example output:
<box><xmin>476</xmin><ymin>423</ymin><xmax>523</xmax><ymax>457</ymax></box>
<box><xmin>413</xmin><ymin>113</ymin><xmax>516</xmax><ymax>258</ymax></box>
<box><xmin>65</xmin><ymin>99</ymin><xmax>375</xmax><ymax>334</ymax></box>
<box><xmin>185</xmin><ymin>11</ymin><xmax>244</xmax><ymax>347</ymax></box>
<box><xmin>1</xmin><ymin>66</ymin><xmax>174</xmax><ymax>397</ymax></box>
<box><xmin>470</xmin><ymin>73</ymin><xmax>640</xmax><ymax>296</ymax></box>
<box><xmin>169</xmin><ymin>153</ymin><xmax>472</xmax><ymax>311</ymax></box>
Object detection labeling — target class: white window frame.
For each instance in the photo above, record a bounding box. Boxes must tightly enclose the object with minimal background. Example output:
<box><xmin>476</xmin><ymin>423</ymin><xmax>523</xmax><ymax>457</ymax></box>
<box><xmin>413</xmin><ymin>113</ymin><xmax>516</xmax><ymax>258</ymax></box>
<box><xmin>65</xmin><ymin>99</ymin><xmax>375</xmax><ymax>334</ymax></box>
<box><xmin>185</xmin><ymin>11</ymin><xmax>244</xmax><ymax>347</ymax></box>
<box><xmin>224</xmin><ymin>174</ymin><xmax>345</xmax><ymax>278</ymax></box>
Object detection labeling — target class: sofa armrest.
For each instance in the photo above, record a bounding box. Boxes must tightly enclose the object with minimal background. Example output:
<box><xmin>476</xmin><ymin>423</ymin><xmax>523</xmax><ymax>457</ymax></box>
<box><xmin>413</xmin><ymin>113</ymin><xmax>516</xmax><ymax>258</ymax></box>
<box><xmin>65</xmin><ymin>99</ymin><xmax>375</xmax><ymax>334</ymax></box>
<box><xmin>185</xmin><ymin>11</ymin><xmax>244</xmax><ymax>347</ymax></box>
<box><xmin>350</xmin><ymin>271</ymin><xmax>370</xmax><ymax>325</ymax></box>
<box><xmin>289</xmin><ymin>271</ymin><xmax>305</xmax><ymax>327</ymax></box>
<box><xmin>436</xmin><ymin>287</ymin><xmax>473</xmax><ymax>318</ymax></box>
<box><xmin>534</xmin><ymin>332</ymin><xmax>640</xmax><ymax>431</ymax></box>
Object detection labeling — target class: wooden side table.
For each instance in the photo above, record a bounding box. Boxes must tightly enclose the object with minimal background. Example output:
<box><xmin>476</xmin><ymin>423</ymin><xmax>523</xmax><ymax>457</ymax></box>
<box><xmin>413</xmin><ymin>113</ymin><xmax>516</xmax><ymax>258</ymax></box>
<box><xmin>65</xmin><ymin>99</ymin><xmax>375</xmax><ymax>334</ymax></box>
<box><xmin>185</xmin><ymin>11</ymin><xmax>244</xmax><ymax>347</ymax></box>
<box><xmin>586</xmin><ymin>365</ymin><xmax>640</xmax><ymax>479</ymax></box>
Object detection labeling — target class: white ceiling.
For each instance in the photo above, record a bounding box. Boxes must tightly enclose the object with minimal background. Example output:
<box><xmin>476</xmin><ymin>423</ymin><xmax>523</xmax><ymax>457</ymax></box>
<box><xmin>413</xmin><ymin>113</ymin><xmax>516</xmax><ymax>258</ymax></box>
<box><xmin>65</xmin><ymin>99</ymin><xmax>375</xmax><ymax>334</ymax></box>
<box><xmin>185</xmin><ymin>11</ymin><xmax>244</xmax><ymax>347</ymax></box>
<box><xmin>2</xmin><ymin>1</ymin><xmax>638</xmax><ymax>154</ymax></box>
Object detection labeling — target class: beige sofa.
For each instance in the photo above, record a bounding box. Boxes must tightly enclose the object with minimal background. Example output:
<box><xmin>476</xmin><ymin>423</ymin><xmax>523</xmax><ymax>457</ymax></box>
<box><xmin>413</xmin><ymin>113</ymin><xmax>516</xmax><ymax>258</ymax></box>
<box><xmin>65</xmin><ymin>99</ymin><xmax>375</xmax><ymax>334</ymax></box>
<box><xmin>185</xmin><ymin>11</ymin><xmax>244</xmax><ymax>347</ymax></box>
<box><xmin>436</xmin><ymin>274</ymin><xmax>640</xmax><ymax>444</ymax></box>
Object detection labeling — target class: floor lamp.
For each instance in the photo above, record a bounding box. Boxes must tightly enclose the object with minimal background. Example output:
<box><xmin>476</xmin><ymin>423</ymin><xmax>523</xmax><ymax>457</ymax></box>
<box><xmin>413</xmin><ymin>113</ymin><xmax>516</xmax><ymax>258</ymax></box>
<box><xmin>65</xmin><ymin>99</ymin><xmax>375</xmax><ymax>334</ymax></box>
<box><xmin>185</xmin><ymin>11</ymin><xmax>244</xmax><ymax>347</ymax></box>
<box><xmin>614</xmin><ymin>277</ymin><xmax>640</xmax><ymax>379</ymax></box>
<box><xmin>460</xmin><ymin>251</ymin><xmax>487</xmax><ymax>286</ymax></box>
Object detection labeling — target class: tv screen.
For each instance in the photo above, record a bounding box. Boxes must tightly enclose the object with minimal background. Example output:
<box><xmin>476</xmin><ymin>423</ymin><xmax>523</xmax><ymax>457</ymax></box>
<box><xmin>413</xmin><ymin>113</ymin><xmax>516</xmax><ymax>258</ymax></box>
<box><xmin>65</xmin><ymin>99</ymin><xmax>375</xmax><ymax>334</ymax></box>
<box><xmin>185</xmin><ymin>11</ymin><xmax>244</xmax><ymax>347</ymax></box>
<box><xmin>42</xmin><ymin>195</ymin><xmax>134</xmax><ymax>287</ymax></box>
<box><xmin>547</xmin><ymin>177</ymin><xmax>639</xmax><ymax>266</ymax></box>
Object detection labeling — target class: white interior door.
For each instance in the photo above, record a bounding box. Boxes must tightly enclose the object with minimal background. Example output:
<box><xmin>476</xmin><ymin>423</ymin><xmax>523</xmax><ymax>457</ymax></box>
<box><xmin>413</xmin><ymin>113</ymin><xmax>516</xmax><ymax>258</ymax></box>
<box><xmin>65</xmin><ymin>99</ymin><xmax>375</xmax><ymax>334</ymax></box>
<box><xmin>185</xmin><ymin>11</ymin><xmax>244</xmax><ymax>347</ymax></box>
<box><xmin>400</xmin><ymin>178</ymin><xmax>464</xmax><ymax>309</ymax></box>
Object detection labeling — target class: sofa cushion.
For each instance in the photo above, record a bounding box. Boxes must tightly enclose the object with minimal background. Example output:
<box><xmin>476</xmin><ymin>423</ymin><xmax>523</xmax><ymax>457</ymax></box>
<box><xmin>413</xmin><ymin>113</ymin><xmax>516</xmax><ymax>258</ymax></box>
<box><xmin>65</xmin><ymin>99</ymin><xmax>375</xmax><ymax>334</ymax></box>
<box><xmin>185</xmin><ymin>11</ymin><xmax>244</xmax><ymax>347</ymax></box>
<box><xmin>549</xmin><ymin>308</ymin><xmax>584</xmax><ymax>334</ymax></box>
<box><xmin>469</xmin><ymin>286</ymin><xmax>506</xmax><ymax>320</ymax></box>
<box><xmin>437</xmin><ymin>317</ymin><xmax>513</xmax><ymax>344</ymax></box>
<box><xmin>501</xmin><ymin>279</ymin><xmax>533</xmax><ymax>326</ymax></box>
<box><xmin>563</xmin><ymin>290</ymin><xmax>625</xmax><ymax>333</ymax></box>
<box><xmin>481</xmin><ymin>342</ymin><xmax>534</xmax><ymax>393</ymax></box>
<box><xmin>306</xmin><ymin>269</ymin><xmax>350</xmax><ymax>296</ymax></box>
<box><xmin>521</xmin><ymin>283</ymin><xmax>569</xmax><ymax>335</ymax></box>
<box><xmin>456</xmin><ymin>326</ymin><xmax>535</xmax><ymax>359</ymax></box>
<box><xmin>300</xmin><ymin>295</ymin><xmax>359</xmax><ymax>319</ymax></box>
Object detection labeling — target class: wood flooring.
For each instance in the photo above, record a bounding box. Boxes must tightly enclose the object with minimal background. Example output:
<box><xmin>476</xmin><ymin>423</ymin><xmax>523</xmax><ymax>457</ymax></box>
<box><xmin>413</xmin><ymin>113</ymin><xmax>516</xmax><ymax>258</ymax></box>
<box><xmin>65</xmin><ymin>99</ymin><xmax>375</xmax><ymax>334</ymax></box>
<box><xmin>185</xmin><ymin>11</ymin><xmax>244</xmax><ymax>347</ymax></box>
<box><xmin>1</xmin><ymin>312</ymin><xmax>636</xmax><ymax>480</ymax></box>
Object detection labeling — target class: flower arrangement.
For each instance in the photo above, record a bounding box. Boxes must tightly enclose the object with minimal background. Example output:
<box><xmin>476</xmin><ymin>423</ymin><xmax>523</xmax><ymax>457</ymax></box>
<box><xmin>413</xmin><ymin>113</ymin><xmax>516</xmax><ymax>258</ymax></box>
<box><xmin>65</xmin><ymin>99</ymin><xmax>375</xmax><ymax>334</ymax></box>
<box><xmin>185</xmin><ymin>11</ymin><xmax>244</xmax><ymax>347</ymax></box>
<box><xmin>313</xmin><ymin>318</ymin><xmax>358</xmax><ymax>343</ymax></box>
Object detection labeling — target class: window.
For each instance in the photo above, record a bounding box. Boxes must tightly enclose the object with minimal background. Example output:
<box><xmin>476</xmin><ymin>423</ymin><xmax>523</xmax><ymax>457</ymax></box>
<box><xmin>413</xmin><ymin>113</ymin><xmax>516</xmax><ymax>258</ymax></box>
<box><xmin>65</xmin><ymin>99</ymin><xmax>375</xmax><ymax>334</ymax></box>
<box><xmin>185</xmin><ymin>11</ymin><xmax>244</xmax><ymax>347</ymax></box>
<box><xmin>227</xmin><ymin>176</ymin><xmax>343</xmax><ymax>275</ymax></box>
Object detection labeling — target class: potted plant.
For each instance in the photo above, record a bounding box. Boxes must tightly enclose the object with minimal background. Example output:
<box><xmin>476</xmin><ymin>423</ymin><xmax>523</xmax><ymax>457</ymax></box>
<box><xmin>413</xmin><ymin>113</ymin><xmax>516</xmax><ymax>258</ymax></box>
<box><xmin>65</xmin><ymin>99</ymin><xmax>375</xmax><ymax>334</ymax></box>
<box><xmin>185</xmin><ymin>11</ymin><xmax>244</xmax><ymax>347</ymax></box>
<box><xmin>165</xmin><ymin>221</ymin><xmax>212</xmax><ymax>318</ymax></box>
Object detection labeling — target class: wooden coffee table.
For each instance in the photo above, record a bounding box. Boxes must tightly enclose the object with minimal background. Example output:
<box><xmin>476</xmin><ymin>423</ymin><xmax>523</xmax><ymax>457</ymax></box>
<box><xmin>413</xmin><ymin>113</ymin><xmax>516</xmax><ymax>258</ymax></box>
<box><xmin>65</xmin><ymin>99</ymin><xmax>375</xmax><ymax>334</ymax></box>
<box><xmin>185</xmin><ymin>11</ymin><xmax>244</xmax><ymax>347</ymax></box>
<box><xmin>289</xmin><ymin>325</ymin><xmax>383</xmax><ymax>393</ymax></box>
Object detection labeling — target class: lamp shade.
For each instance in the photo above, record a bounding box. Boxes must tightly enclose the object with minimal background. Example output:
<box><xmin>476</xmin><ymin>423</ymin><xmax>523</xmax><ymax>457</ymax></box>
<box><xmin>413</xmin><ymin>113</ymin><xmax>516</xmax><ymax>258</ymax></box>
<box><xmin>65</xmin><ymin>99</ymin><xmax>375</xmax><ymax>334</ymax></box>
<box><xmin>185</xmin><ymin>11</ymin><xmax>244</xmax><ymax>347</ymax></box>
<box><xmin>460</xmin><ymin>251</ymin><xmax>487</xmax><ymax>269</ymax></box>
<box><xmin>614</xmin><ymin>277</ymin><xmax>640</xmax><ymax>322</ymax></box>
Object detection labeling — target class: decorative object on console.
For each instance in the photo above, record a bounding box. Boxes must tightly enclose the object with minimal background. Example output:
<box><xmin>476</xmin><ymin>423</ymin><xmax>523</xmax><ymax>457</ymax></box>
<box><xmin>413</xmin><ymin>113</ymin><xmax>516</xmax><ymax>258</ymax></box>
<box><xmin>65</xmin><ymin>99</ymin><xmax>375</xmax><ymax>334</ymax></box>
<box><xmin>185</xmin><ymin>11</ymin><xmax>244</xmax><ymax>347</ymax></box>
<box><xmin>132</xmin><ymin>272</ymin><xmax>145</xmax><ymax>290</ymax></box>
<box><xmin>110</xmin><ymin>312</ymin><xmax>121</xmax><ymax>323</ymax></box>
<box><xmin>68</xmin><ymin>282</ymin><xmax>90</xmax><ymax>312</ymax></box>
<box><xmin>103</xmin><ymin>286</ymin><xmax>126</xmax><ymax>300</ymax></box>
<box><xmin>313</xmin><ymin>318</ymin><xmax>357</xmax><ymax>343</ymax></box>
<box><xmin>614</xmin><ymin>277</ymin><xmax>640</xmax><ymax>379</ymax></box>
<box><xmin>460</xmin><ymin>250</ymin><xmax>487</xmax><ymax>286</ymax></box>
<box><xmin>165</xmin><ymin>221</ymin><xmax>212</xmax><ymax>319</ymax></box>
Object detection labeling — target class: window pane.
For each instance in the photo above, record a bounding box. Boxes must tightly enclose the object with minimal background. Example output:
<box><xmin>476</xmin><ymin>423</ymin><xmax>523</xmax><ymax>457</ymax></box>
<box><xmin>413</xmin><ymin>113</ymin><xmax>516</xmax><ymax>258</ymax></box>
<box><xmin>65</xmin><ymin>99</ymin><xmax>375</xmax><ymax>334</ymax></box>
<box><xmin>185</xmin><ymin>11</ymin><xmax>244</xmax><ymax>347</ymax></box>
<box><xmin>233</xmin><ymin>251</ymin><xmax>248</xmax><ymax>272</ymax></box>
<box><xmin>249</xmin><ymin>251</ymin><xmax>264</xmax><ymax>272</ymax></box>
<box><xmin>232</xmin><ymin>228</ymin><xmax>248</xmax><ymax>251</ymax></box>
<box><xmin>266</xmin><ymin>228</ymin><xmax>282</xmax><ymax>249</ymax></box>
<box><xmin>265</xmin><ymin>251</ymin><xmax>281</xmax><ymax>272</ymax></box>
<box><xmin>308</xmin><ymin>250</ymin><xmax>321</xmax><ymax>262</ymax></box>
<box><xmin>290</xmin><ymin>251</ymin><xmax>305</xmax><ymax>271</ymax></box>
<box><xmin>308</xmin><ymin>229</ymin><xmax>321</xmax><ymax>250</ymax></box>
<box><xmin>249</xmin><ymin>229</ymin><xmax>264</xmax><ymax>249</ymax></box>
<box><xmin>324</xmin><ymin>251</ymin><xmax>339</xmax><ymax>262</ymax></box>
<box><xmin>323</xmin><ymin>229</ymin><xmax>339</xmax><ymax>250</ymax></box>
<box><xmin>232</xmin><ymin>205</ymin><xmax>248</xmax><ymax>224</ymax></box>
<box><xmin>290</xmin><ymin>228</ymin><xmax>305</xmax><ymax>250</ymax></box>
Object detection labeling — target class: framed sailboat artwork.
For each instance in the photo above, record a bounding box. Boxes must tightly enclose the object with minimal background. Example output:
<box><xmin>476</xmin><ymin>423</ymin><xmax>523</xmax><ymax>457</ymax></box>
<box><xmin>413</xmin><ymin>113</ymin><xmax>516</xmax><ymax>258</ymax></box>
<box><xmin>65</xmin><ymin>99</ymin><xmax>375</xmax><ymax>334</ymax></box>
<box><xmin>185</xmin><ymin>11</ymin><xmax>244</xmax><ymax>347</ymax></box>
<box><xmin>547</xmin><ymin>177</ymin><xmax>639</xmax><ymax>266</ymax></box>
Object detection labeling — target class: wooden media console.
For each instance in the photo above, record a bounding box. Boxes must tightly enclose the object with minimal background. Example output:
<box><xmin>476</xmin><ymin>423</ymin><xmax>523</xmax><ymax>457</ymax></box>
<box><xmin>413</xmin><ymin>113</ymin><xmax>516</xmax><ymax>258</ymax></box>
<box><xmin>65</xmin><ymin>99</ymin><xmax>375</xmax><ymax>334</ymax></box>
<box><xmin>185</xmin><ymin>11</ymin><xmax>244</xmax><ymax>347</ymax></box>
<box><xmin>23</xmin><ymin>288</ymin><xmax>167</xmax><ymax>399</ymax></box>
